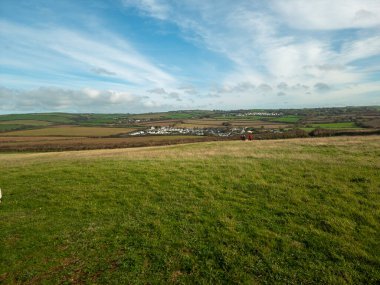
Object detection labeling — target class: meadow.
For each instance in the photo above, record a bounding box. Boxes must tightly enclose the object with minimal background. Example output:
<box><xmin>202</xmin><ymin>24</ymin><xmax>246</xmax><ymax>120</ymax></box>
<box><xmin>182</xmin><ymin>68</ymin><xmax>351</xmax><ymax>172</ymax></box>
<box><xmin>0</xmin><ymin>136</ymin><xmax>379</xmax><ymax>284</ymax></box>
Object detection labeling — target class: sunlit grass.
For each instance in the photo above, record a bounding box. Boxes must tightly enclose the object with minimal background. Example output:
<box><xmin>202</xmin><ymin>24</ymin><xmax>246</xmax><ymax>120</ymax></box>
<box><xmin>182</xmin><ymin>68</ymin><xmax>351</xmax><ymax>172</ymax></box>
<box><xmin>0</xmin><ymin>136</ymin><xmax>379</xmax><ymax>284</ymax></box>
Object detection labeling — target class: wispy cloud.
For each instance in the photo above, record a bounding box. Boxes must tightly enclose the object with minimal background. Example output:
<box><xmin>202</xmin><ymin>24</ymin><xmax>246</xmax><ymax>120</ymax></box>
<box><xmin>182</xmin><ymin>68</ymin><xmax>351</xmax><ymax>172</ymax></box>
<box><xmin>0</xmin><ymin>0</ymin><xmax>379</xmax><ymax>112</ymax></box>
<box><xmin>121</xmin><ymin>0</ymin><xmax>379</xmax><ymax>101</ymax></box>
<box><xmin>0</xmin><ymin>20</ymin><xmax>176</xmax><ymax>88</ymax></box>
<box><xmin>122</xmin><ymin>0</ymin><xmax>170</xmax><ymax>20</ymax></box>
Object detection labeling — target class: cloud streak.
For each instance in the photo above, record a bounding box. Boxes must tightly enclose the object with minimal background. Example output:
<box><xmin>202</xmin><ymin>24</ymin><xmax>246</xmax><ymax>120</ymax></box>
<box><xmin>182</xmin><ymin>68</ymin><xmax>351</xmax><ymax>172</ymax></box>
<box><xmin>0</xmin><ymin>20</ymin><xmax>176</xmax><ymax>89</ymax></box>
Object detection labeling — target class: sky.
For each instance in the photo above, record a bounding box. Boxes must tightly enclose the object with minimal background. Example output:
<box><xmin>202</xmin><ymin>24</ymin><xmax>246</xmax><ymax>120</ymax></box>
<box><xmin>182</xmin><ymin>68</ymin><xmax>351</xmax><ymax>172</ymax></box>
<box><xmin>0</xmin><ymin>0</ymin><xmax>379</xmax><ymax>113</ymax></box>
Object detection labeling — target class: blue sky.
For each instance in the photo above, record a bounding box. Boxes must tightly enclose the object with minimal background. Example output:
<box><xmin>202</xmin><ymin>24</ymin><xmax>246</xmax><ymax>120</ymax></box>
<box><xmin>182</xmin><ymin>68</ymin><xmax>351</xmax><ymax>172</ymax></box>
<box><xmin>0</xmin><ymin>0</ymin><xmax>379</xmax><ymax>113</ymax></box>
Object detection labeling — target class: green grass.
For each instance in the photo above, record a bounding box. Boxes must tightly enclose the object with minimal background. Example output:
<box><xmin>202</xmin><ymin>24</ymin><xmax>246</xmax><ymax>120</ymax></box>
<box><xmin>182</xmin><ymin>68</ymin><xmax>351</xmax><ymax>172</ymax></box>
<box><xmin>163</xmin><ymin>113</ymin><xmax>195</xmax><ymax>119</ymax></box>
<box><xmin>213</xmin><ymin>115</ymin><xmax>266</xmax><ymax>120</ymax></box>
<box><xmin>310</xmin><ymin>122</ymin><xmax>359</xmax><ymax>129</ymax></box>
<box><xmin>0</xmin><ymin>120</ymin><xmax>52</xmax><ymax>126</ymax></box>
<box><xmin>162</xmin><ymin>111</ymin><xmax>216</xmax><ymax>120</ymax></box>
<box><xmin>0</xmin><ymin>137</ymin><xmax>379</xmax><ymax>284</ymax></box>
<box><xmin>0</xmin><ymin>113</ymin><xmax>79</xmax><ymax>124</ymax></box>
<box><xmin>0</xmin><ymin>120</ymin><xmax>53</xmax><ymax>133</ymax></box>
<box><xmin>0</xmin><ymin>124</ymin><xmax>26</xmax><ymax>132</ymax></box>
<box><xmin>0</xmin><ymin>126</ymin><xmax>136</xmax><ymax>137</ymax></box>
<box><xmin>300</xmin><ymin>127</ymin><xmax>315</xmax><ymax>132</ymax></box>
<box><xmin>269</xmin><ymin>115</ymin><xmax>301</xmax><ymax>123</ymax></box>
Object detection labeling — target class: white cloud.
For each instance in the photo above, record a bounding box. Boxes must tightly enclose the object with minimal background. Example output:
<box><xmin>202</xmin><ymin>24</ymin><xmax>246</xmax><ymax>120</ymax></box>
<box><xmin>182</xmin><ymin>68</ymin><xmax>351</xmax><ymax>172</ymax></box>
<box><xmin>1</xmin><ymin>1</ymin><xmax>379</xmax><ymax>112</ymax></box>
<box><xmin>271</xmin><ymin>0</ymin><xmax>380</xmax><ymax>30</ymax></box>
<box><xmin>340</xmin><ymin>36</ymin><xmax>380</xmax><ymax>64</ymax></box>
<box><xmin>83</xmin><ymin>88</ymin><xmax>101</xmax><ymax>99</ymax></box>
<box><xmin>0</xmin><ymin>86</ymin><xmax>177</xmax><ymax>113</ymax></box>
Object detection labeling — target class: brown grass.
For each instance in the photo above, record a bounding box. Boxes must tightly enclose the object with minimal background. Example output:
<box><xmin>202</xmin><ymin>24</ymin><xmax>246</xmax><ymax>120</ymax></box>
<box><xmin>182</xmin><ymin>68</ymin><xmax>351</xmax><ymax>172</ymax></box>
<box><xmin>0</xmin><ymin>135</ymin><xmax>223</xmax><ymax>152</ymax></box>
<box><xmin>1</xmin><ymin>136</ymin><xmax>378</xmax><ymax>168</ymax></box>
<box><xmin>134</xmin><ymin>119</ymin><xmax>288</xmax><ymax>128</ymax></box>
<box><xmin>177</xmin><ymin>119</ymin><xmax>288</xmax><ymax>128</ymax></box>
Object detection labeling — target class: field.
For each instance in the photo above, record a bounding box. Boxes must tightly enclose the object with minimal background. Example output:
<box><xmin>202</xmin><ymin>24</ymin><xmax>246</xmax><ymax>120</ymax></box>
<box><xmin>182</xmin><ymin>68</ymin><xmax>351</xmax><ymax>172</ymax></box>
<box><xmin>0</xmin><ymin>126</ymin><xmax>137</xmax><ymax>137</ymax></box>
<box><xmin>175</xmin><ymin>119</ymin><xmax>288</xmax><ymax>129</ymax></box>
<box><xmin>0</xmin><ymin>120</ymin><xmax>52</xmax><ymax>126</ymax></box>
<box><xmin>0</xmin><ymin>124</ymin><xmax>25</xmax><ymax>132</ymax></box>
<box><xmin>0</xmin><ymin>113</ymin><xmax>78</xmax><ymax>124</ymax></box>
<box><xmin>1</xmin><ymin>136</ymin><xmax>379</xmax><ymax>284</ymax></box>
<box><xmin>268</xmin><ymin>115</ymin><xmax>301</xmax><ymax>123</ymax></box>
<box><xmin>0</xmin><ymin>136</ymin><xmax>219</xmax><ymax>152</ymax></box>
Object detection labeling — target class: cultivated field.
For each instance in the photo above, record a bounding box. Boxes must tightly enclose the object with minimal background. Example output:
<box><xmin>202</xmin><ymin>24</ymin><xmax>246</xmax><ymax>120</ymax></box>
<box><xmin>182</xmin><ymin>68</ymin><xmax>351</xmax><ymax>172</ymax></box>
<box><xmin>0</xmin><ymin>135</ymin><xmax>218</xmax><ymax>152</ymax></box>
<box><xmin>175</xmin><ymin>119</ymin><xmax>288</xmax><ymax>129</ymax></box>
<box><xmin>0</xmin><ymin>136</ymin><xmax>379</xmax><ymax>284</ymax></box>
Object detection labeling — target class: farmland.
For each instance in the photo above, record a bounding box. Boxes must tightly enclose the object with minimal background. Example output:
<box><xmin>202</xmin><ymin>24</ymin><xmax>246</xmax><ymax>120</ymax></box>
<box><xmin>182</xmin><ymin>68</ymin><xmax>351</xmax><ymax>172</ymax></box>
<box><xmin>0</xmin><ymin>136</ymin><xmax>220</xmax><ymax>152</ymax></box>
<box><xmin>0</xmin><ymin>136</ymin><xmax>379</xmax><ymax>284</ymax></box>
<box><xmin>0</xmin><ymin>107</ymin><xmax>379</xmax><ymax>152</ymax></box>
<box><xmin>0</xmin><ymin>126</ymin><xmax>137</xmax><ymax>137</ymax></box>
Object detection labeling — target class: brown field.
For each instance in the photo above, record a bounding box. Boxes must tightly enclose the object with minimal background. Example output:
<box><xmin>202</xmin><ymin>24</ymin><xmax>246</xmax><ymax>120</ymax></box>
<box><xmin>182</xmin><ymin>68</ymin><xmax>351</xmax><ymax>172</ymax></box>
<box><xmin>0</xmin><ymin>126</ymin><xmax>137</xmax><ymax>137</ymax></box>
<box><xmin>130</xmin><ymin>113</ymin><xmax>168</xmax><ymax>119</ymax></box>
<box><xmin>0</xmin><ymin>135</ymin><xmax>225</xmax><ymax>152</ymax></box>
<box><xmin>177</xmin><ymin>119</ymin><xmax>288</xmax><ymax>128</ymax></box>
<box><xmin>134</xmin><ymin>119</ymin><xmax>288</xmax><ymax>129</ymax></box>
<box><xmin>362</xmin><ymin>118</ymin><xmax>380</xmax><ymax>128</ymax></box>
<box><xmin>1</xmin><ymin>136</ymin><xmax>379</xmax><ymax>166</ymax></box>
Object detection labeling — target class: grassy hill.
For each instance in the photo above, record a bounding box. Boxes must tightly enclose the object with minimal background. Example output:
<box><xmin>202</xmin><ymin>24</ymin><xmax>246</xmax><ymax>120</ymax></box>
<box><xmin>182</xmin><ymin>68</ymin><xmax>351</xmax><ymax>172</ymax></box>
<box><xmin>0</xmin><ymin>137</ymin><xmax>379</xmax><ymax>284</ymax></box>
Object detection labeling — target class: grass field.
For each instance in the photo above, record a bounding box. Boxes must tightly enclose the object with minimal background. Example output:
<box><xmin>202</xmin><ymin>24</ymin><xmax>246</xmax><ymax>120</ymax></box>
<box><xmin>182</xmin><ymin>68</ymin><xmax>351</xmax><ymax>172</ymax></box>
<box><xmin>0</xmin><ymin>120</ymin><xmax>53</xmax><ymax>133</ymax></box>
<box><xmin>0</xmin><ymin>126</ymin><xmax>137</xmax><ymax>137</ymax></box>
<box><xmin>0</xmin><ymin>113</ymin><xmax>78</xmax><ymax>124</ymax></box>
<box><xmin>0</xmin><ymin>124</ymin><xmax>26</xmax><ymax>132</ymax></box>
<box><xmin>0</xmin><ymin>136</ymin><xmax>379</xmax><ymax>284</ymax></box>
<box><xmin>268</xmin><ymin>115</ymin><xmax>301</xmax><ymax>123</ymax></box>
<box><xmin>0</xmin><ymin>120</ymin><xmax>52</xmax><ymax>126</ymax></box>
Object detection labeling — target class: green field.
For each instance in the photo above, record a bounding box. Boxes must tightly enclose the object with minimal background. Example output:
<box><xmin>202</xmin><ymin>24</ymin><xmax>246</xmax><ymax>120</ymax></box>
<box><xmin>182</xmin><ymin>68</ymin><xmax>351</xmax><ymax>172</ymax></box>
<box><xmin>0</xmin><ymin>137</ymin><xmax>379</xmax><ymax>284</ymax></box>
<box><xmin>0</xmin><ymin>120</ymin><xmax>53</xmax><ymax>133</ymax></box>
<box><xmin>0</xmin><ymin>113</ymin><xmax>129</xmax><ymax>126</ymax></box>
<box><xmin>0</xmin><ymin>126</ymin><xmax>137</xmax><ymax>137</ymax></box>
<box><xmin>0</xmin><ymin>120</ymin><xmax>52</xmax><ymax>126</ymax></box>
<box><xmin>268</xmin><ymin>115</ymin><xmax>301</xmax><ymax>123</ymax></box>
<box><xmin>0</xmin><ymin>113</ymin><xmax>78</xmax><ymax>124</ymax></box>
<box><xmin>0</xmin><ymin>124</ymin><xmax>26</xmax><ymax>132</ymax></box>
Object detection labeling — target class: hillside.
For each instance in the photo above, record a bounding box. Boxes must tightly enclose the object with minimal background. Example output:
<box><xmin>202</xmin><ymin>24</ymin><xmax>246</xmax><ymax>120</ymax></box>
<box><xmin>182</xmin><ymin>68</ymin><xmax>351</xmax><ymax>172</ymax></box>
<box><xmin>0</xmin><ymin>107</ymin><xmax>379</xmax><ymax>152</ymax></box>
<box><xmin>0</xmin><ymin>136</ymin><xmax>379</xmax><ymax>284</ymax></box>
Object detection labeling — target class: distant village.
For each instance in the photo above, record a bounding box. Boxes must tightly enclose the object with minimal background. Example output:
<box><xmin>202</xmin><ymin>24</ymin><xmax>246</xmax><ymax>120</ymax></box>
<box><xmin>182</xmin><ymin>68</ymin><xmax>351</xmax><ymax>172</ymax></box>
<box><xmin>225</xmin><ymin>112</ymin><xmax>283</xmax><ymax>117</ymax></box>
<box><xmin>129</xmin><ymin>126</ymin><xmax>284</xmax><ymax>137</ymax></box>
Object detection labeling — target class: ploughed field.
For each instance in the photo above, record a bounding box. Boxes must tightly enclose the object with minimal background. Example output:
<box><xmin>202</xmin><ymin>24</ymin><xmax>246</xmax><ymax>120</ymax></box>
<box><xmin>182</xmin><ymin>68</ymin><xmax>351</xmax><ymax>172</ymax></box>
<box><xmin>0</xmin><ymin>136</ymin><xmax>379</xmax><ymax>284</ymax></box>
<box><xmin>0</xmin><ymin>135</ymin><xmax>220</xmax><ymax>152</ymax></box>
